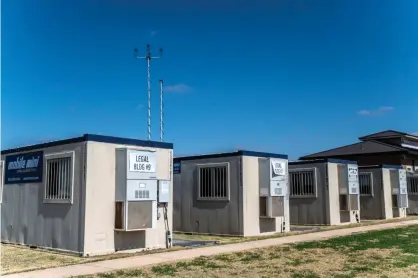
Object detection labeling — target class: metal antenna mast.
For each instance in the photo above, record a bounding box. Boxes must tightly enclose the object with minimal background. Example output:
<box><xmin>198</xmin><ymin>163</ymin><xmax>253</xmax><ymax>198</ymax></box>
<box><xmin>134</xmin><ymin>44</ymin><xmax>163</xmax><ymax>141</ymax></box>
<box><xmin>159</xmin><ymin>79</ymin><xmax>164</xmax><ymax>142</ymax></box>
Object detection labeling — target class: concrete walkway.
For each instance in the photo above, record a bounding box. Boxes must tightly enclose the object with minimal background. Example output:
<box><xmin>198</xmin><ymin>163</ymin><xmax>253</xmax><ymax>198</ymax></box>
<box><xmin>5</xmin><ymin>219</ymin><xmax>418</xmax><ymax>278</ymax></box>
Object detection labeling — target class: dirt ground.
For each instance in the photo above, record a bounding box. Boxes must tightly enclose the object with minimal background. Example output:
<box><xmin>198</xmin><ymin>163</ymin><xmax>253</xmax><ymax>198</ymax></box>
<box><xmin>1</xmin><ymin>244</ymin><xmax>89</xmax><ymax>274</ymax></box>
<box><xmin>0</xmin><ymin>244</ymin><xmax>184</xmax><ymax>275</ymax></box>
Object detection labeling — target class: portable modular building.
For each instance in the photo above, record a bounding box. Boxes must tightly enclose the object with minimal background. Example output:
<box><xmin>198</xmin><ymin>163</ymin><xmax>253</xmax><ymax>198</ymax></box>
<box><xmin>288</xmin><ymin>159</ymin><xmax>360</xmax><ymax>225</ymax></box>
<box><xmin>358</xmin><ymin>165</ymin><xmax>408</xmax><ymax>220</ymax></box>
<box><xmin>173</xmin><ymin>150</ymin><xmax>290</xmax><ymax>237</ymax></box>
<box><xmin>407</xmin><ymin>174</ymin><xmax>418</xmax><ymax>215</ymax></box>
<box><xmin>0</xmin><ymin>134</ymin><xmax>174</xmax><ymax>256</ymax></box>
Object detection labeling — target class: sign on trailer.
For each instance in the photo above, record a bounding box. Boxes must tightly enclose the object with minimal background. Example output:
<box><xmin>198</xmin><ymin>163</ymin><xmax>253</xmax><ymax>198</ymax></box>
<box><xmin>129</xmin><ymin>151</ymin><xmax>157</xmax><ymax>173</ymax></box>
<box><xmin>271</xmin><ymin>159</ymin><xmax>286</xmax><ymax>176</ymax></box>
<box><xmin>399</xmin><ymin>169</ymin><xmax>408</xmax><ymax>194</ymax></box>
<box><xmin>347</xmin><ymin>164</ymin><xmax>359</xmax><ymax>195</ymax></box>
<box><xmin>173</xmin><ymin>162</ymin><xmax>181</xmax><ymax>174</ymax></box>
<box><xmin>347</xmin><ymin>164</ymin><xmax>359</xmax><ymax>182</ymax></box>
<box><xmin>4</xmin><ymin>151</ymin><xmax>44</xmax><ymax>184</ymax></box>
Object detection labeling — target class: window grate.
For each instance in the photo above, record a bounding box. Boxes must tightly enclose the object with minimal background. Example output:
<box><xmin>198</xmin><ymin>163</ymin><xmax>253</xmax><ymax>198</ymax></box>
<box><xmin>289</xmin><ymin>169</ymin><xmax>316</xmax><ymax>197</ymax></box>
<box><xmin>45</xmin><ymin>155</ymin><xmax>73</xmax><ymax>202</ymax></box>
<box><xmin>135</xmin><ymin>190</ymin><xmax>150</xmax><ymax>199</ymax></box>
<box><xmin>198</xmin><ymin>164</ymin><xmax>229</xmax><ymax>200</ymax></box>
<box><xmin>359</xmin><ymin>172</ymin><xmax>373</xmax><ymax>196</ymax></box>
<box><xmin>408</xmin><ymin>176</ymin><xmax>418</xmax><ymax>194</ymax></box>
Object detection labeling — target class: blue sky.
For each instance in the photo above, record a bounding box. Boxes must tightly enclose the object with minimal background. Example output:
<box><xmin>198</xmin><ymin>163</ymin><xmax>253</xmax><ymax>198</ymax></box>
<box><xmin>2</xmin><ymin>0</ymin><xmax>418</xmax><ymax>159</ymax></box>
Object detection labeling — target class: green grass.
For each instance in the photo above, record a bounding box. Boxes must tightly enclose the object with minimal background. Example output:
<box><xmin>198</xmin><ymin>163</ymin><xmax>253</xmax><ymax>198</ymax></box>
<box><xmin>3</xmin><ymin>216</ymin><xmax>418</xmax><ymax>275</ymax></box>
<box><xmin>293</xmin><ymin>224</ymin><xmax>418</xmax><ymax>254</ymax></box>
<box><xmin>82</xmin><ymin>225</ymin><xmax>418</xmax><ymax>277</ymax></box>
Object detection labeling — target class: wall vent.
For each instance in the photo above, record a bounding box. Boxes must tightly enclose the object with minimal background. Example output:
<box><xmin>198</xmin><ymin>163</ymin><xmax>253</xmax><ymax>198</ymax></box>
<box><xmin>135</xmin><ymin>190</ymin><xmax>150</xmax><ymax>199</ymax></box>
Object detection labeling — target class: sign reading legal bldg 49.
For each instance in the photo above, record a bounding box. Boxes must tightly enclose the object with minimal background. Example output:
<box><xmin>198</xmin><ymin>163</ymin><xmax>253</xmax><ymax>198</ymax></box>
<box><xmin>129</xmin><ymin>151</ymin><xmax>157</xmax><ymax>173</ymax></box>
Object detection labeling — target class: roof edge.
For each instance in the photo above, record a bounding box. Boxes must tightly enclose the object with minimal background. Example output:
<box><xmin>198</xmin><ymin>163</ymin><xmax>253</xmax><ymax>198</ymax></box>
<box><xmin>359</xmin><ymin>164</ymin><xmax>403</xmax><ymax>170</ymax></box>
<box><xmin>1</xmin><ymin>134</ymin><xmax>173</xmax><ymax>155</ymax></box>
<box><xmin>299</xmin><ymin>140</ymin><xmax>408</xmax><ymax>160</ymax></box>
<box><xmin>358</xmin><ymin>129</ymin><xmax>407</xmax><ymax>141</ymax></box>
<box><xmin>289</xmin><ymin>158</ymin><xmax>357</xmax><ymax>166</ymax></box>
<box><xmin>174</xmin><ymin>150</ymin><xmax>288</xmax><ymax>162</ymax></box>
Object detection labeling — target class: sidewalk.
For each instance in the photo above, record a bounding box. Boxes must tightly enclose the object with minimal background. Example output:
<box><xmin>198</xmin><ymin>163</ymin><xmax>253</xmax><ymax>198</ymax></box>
<box><xmin>5</xmin><ymin>219</ymin><xmax>418</xmax><ymax>278</ymax></box>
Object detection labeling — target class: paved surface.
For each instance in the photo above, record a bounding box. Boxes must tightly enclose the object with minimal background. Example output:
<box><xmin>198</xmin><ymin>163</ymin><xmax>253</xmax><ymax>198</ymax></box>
<box><xmin>172</xmin><ymin>239</ymin><xmax>219</xmax><ymax>247</ymax></box>
<box><xmin>290</xmin><ymin>226</ymin><xmax>320</xmax><ymax>232</ymax></box>
<box><xmin>5</xmin><ymin>219</ymin><xmax>418</xmax><ymax>278</ymax></box>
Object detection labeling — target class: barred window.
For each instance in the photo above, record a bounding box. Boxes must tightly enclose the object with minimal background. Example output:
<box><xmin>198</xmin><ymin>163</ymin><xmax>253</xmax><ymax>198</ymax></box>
<box><xmin>44</xmin><ymin>152</ymin><xmax>74</xmax><ymax>203</ymax></box>
<box><xmin>197</xmin><ymin>163</ymin><xmax>229</xmax><ymax>201</ymax></box>
<box><xmin>289</xmin><ymin>168</ymin><xmax>316</xmax><ymax>197</ymax></box>
<box><xmin>359</xmin><ymin>172</ymin><xmax>373</xmax><ymax>196</ymax></box>
<box><xmin>408</xmin><ymin>176</ymin><xmax>418</xmax><ymax>194</ymax></box>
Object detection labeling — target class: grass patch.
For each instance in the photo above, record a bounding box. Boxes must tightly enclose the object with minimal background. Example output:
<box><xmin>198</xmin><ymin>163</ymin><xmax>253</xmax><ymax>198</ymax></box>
<box><xmin>80</xmin><ymin>224</ymin><xmax>418</xmax><ymax>278</ymax></box>
<box><xmin>291</xmin><ymin>270</ymin><xmax>320</xmax><ymax>278</ymax></box>
<box><xmin>0</xmin><ymin>243</ymin><xmax>184</xmax><ymax>275</ymax></box>
<box><xmin>151</xmin><ymin>264</ymin><xmax>177</xmax><ymax>276</ymax></box>
<box><xmin>3</xmin><ymin>217</ymin><xmax>418</xmax><ymax>275</ymax></box>
<box><xmin>119</xmin><ymin>269</ymin><xmax>145</xmax><ymax>277</ymax></box>
<box><xmin>0</xmin><ymin>244</ymin><xmax>90</xmax><ymax>275</ymax></box>
<box><xmin>393</xmin><ymin>254</ymin><xmax>418</xmax><ymax>268</ymax></box>
<box><xmin>240</xmin><ymin>252</ymin><xmax>263</xmax><ymax>262</ymax></box>
<box><xmin>286</xmin><ymin>258</ymin><xmax>316</xmax><ymax>266</ymax></box>
<box><xmin>332</xmin><ymin>274</ymin><xmax>355</xmax><ymax>278</ymax></box>
<box><xmin>293</xmin><ymin>224</ymin><xmax>418</xmax><ymax>254</ymax></box>
<box><xmin>213</xmin><ymin>253</ymin><xmax>235</xmax><ymax>262</ymax></box>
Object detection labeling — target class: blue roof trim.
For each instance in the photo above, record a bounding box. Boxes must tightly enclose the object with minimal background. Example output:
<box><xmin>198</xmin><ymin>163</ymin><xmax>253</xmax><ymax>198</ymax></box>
<box><xmin>359</xmin><ymin>164</ymin><xmax>403</xmax><ymax>170</ymax></box>
<box><xmin>1</xmin><ymin>134</ymin><xmax>173</xmax><ymax>155</ymax></box>
<box><xmin>239</xmin><ymin>150</ymin><xmax>288</xmax><ymax>159</ymax></box>
<box><xmin>381</xmin><ymin>164</ymin><xmax>403</xmax><ymax>169</ymax></box>
<box><xmin>289</xmin><ymin>158</ymin><xmax>357</xmax><ymax>166</ymax></box>
<box><xmin>84</xmin><ymin>134</ymin><xmax>173</xmax><ymax>149</ymax></box>
<box><xmin>174</xmin><ymin>150</ymin><xmax>288</xmax><ymax>162</ymax></box>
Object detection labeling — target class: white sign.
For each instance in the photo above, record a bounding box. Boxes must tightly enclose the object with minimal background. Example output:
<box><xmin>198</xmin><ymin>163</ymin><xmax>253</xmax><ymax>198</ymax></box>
<box><xmin>272</xmin><ymin>181</ymin><xmax>286</xmax><ymax>197</ymax></box>
<box><xmin>271</xmin><ymin>159</ymin><xmax>286</xmax><ymax>176</ymax></box>
<box><xmin>129</xmin><ymin>151</ymin><xmax>156</xmax><ymax>173</ymax></box>
<box><xmin>399</xmin><ymin>169</ymin><xmax>408</xmax><ymax>191</ymax></box>
<box><xmin>399</xmin><ymin>169</ymin><xmax>407</xmax><ymax>180</ymax></box>
<box><xmin>160</xmin><ymin>181</ymin><xmax>169</xmax><ymax>194</ymax></box>
<box><xmin>7</xmin><ymin>155</ymin><xmax>41</xmax><ymax>170</ymax></box>
<box><xmin>347</xmin><ymin>164</ymin><xmax>358</xmax><ymax>182</ymax></box>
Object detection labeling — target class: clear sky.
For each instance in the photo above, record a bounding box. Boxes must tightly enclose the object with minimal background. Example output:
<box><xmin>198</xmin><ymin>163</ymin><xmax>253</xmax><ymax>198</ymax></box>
<box><xmin>2</xmin><ymin>0</ymin><xmax>418</xmax><ymax>159</ymax></box>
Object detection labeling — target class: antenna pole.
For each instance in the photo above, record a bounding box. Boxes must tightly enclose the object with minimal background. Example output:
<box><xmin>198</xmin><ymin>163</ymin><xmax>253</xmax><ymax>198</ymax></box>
<box><xmin>159</xmin><ymin>79</ymin><xmax>164</xmax><ymax>142</ymax></box>
<box><xmin>135</xmin><ymin>44</ymin><xmax>163</xmax><ymax>141</ymax></box>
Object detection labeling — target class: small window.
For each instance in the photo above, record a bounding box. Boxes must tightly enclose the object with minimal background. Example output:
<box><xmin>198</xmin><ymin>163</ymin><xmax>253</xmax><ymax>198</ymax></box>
<box><xmin>289</xmin><ymin>168</ymin><xmax>317</xmax><ymax>198</ymax></box>
<box><xmin>359</xmin><ymin>172</ymin><xmax>373</xmax><ymax>196</ymax></box>
<box><xmin>0</xmin><ymin>161</ymin><xmax>4</xmax><ymax>203</ymax></box>
<box><xmin>44</xmin><ymin>152</ymin><xmax>74</xmax><ymax>203</ymax></box>
<box><xmin>197</xmin><ymin>163</ymin><xmax>229</xmax><ymax>201</ymax></box>
<box><xmin>408</xmin><ymin>176</ymin><xmax>418</xmax><ymax>195</ymax></box>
